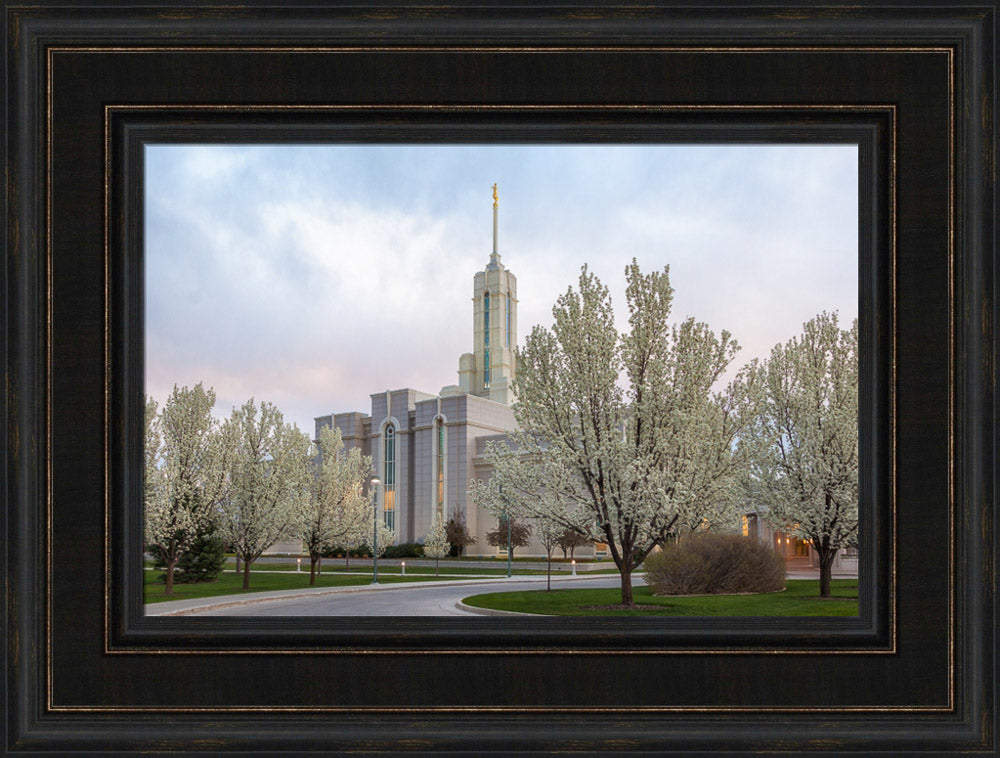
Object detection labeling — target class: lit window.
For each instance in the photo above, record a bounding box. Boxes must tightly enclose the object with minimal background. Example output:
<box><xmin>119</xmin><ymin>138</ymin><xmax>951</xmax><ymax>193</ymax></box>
<box><xmin>506</xmin><ymin>293</ymin><xmax>511</xmax><ymax>347</ymax></box>
<box><xmin>484</xmin><ymin>291</ymin><xmax>491</xmax><ymax>388</ymax></box>
<box><xmin>436</xmin><ymin>419</ymin><xmax>445</xmax><ymax>518</ymax></box>
<box><xmin>383</xmin><ymin>425</ymin><xmax>396</xmax><ymax>530</ymax></box>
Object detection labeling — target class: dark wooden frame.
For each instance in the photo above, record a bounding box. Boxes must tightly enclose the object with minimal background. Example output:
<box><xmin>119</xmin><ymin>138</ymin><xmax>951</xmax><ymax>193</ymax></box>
<box><xmin>4</xmin><ymin>1</ymin><xmax>996</xmax><ymax>755</ymax></box>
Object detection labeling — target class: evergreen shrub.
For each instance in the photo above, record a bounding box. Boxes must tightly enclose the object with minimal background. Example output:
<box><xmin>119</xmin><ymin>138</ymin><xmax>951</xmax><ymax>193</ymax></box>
<box><xmin>382</xmin><ymin>543</ymin><xmax>425</xmax><ymax>559</ymax></box>
<box><xmin>155</xmin><ymin>532</ymin><xmax>226</xmax><ymax>583</ymax></box>
<box><xmin>321</xmin><ymin>545</ymin><xmax>370</xmax><ymax>558</ymax></box>
<box><xmin>643</xmin><ymin>533</ymin><xmax>786</xmax><ymax>595</ymax></box>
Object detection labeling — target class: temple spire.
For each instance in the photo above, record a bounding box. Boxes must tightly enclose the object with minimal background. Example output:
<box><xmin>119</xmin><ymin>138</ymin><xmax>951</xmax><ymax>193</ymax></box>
<box><xmin>487</xmin><ymin>183</ymin><xmax>503</xmax><ymax>270</ymax></box>
<box><xmin>492</xmin><ymin>183</ymin><xmax>499</xmax><ymax>256</ymax></box>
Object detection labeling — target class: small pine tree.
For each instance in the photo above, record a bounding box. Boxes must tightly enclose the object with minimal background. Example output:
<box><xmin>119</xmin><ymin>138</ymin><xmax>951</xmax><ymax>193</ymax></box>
<box><xmin>174</xmin><ymin>531</ymin><xmax>226</xmax><ymax>583</ymax></box>
<box><xmin>423</xmin><ymin>514</ymin><xmax>451</xmax><ymax>576</ymax></box>
<box><xmin>155</xmin><ymin>528</ymin><xmax>225</xmax><ymax>584</ymax></box>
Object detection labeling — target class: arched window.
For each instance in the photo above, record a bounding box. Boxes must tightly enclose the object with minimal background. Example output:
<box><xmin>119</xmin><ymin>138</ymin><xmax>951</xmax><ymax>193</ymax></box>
<box><xmin>483</xmin><ymin>291</ymin><xmax>491</xmax><ymax>388</ymax></box>
<box><xmin>383</xmin><ymin>425</ymin><xmax>396</xmax><ymax>530</ymax></box>
<box><xmin>435</xmin><ymin>418</ymin><xmax>446</xmax><ymax>519</ymax></box>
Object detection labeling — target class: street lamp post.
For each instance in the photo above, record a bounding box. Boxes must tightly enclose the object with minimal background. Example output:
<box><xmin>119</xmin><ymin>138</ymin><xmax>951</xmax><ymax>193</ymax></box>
<box><xmin>370</xmin><ymin>475</ymin><xmax>381</xmax><ymax>584</ymax></box>
<box><xmin>507</xmin><ymin>513</ymin><xmax>512</xmax><ymax>578</ymax></box>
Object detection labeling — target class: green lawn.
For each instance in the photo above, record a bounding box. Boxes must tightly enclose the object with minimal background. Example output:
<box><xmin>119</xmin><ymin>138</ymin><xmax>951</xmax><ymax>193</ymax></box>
<box><xmin>144</xmin><ymin>567</ymin><xmax>473</xmax><ymax>604</ymax></box>
<box><xmin>461</xmin><ymin>580</ymin><xmax>859</xmax><ymax>617</ymax></box>
<box><xmin>212</xmin><ymin>560</ymin><xmax>593</xmax><ymax>577</ymax></box>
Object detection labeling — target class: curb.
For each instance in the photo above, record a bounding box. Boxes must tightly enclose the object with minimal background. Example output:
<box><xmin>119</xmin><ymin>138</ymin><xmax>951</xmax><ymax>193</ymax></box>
<box><xmin>454</xmin><ymin>600</ymin><xmax>539</xmax><ymax>616</ymax></box>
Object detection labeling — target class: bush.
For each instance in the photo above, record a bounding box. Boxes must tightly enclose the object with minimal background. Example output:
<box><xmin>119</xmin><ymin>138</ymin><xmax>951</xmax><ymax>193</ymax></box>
<box><xmin>320</xmin><ymin>545</ymin><xmax>370</xmax><ymax>558</ymax></box>
<box><xmin>382</xmin><ymin>543</ymin><xmax>425</xmax><ymax>559</ymax></box>
<box><xmin>643</xmin><ymin>533</ymin><xmax>786</xmax><ymax>595</ymax></box>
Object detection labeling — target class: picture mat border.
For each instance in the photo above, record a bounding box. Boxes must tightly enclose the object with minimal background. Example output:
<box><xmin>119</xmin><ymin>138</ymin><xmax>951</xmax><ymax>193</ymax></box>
<box><xmin>111</xmin><ymin>107</ymin><xmax>891</xmax><ymax>658</ymax></box>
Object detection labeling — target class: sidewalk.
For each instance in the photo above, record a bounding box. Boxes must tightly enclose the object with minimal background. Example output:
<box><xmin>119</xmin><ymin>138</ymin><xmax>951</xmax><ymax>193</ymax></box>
<box><xmin>783</xmin><ymin>555</ymin><xmax>857</xmax><ymax>580</ymax></box>
<box><xmin>239</xmin><ymin>556</ymin><xmax>614</xmax><ymax>572</ymax></box>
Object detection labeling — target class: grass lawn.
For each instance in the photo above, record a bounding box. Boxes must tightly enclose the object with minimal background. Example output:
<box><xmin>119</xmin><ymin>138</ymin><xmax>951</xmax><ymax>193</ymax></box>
<box><xmin>461</xmin><ymin>579</ymin><xmax>859</xmax><ymax>616</ymax></box>
<box><xmin>144</xmin><ymin>567</ymin><xmax>477</xmax><ymax>604</ymax></box>
<box><xmin>214</xmin><ymin>560</ymin><xmax>583</xmax><ymax>577</ymax></box>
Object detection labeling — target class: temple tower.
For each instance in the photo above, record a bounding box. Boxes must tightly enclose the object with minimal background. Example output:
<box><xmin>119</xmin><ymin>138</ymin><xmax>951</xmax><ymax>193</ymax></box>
<box><xmin>457</xmin><ymin>184</ymin><xmax>517</xmax><ymax>404</ymax></box>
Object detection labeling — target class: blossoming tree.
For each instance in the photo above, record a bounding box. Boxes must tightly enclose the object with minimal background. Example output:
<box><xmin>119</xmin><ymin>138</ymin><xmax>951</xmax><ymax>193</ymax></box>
<box><xmin>744</xmin><ymin>312</ymin><xmax>859</xmax><ymax>597</ymax></box>
<box><xmin>299</xmin><ymin>426</ymin><xmax>372</xmax><ymax>584</ymax></box>
<box><xmin>422</xmin><ymin>513</ymin><xmax>451</xmax><ymax>576</ymax></box>
<box><xmin>143</xmin><ymin>383</ymin><xmax>231</xmax><ymax>595</ymax></box>
<box><xmin>217</xmin><ymin>399</ymin><xmax>312</xmax><ymax>590</ymax></box>
<box><xmin>472</xmin><ymin>261</ymin><xmax>750</xmax><ymax>606</ymax></box>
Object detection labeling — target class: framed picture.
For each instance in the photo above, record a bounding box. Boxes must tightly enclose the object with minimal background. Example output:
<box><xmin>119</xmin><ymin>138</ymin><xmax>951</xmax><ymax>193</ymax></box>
<box><xmin>4</xmin><ymin>1</ymin><xmax>995</xmax><ymax>754</ymax></box>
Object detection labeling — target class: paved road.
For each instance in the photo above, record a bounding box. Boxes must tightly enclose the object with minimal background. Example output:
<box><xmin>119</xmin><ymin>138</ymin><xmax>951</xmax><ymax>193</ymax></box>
<box><xmin>169</xmin><ymin>574</ymin><xmax>633</xmax><ymax>617</ymax></box>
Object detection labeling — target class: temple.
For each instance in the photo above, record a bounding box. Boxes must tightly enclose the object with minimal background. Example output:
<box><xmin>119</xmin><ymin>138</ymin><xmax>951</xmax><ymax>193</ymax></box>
<box><xmin>313</xmin><ymin>186</ymin><xmax>523</xmax><ymax>554</ymax></box>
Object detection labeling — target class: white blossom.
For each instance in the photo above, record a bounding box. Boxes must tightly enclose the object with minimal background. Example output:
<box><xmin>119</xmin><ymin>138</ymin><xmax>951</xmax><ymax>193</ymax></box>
<box><xmin>143</xmin><ymin>383</ymin><xmax>232</xmax><ymax>594</ymax></box>
<box><xmin>298</xmin><ymin>425</ymin><xmax>372</xmax><ymax>583</ymax></box>
<box><xmin>744</xmin><ymin>312</ymin><xmax>858</xmax><ymax>597</ymax></box>
<box><xmin>370</xmin><ymin>519</ymin><xmax>396</xmax><ymax>559</ymax></box>
<box><xmin>217</xmin><ymin>398</ymin><xmax>312</xmax><ymax>589</ymax></box>
<box><xmin>422</xmin><ymin>513</ymin><xmax>450</xmax><ymax>575</ymax></box>
<box><xmin>471</xmin><ymin>261</ymin><xmax>751</xmax><ymax>606</ymax></box>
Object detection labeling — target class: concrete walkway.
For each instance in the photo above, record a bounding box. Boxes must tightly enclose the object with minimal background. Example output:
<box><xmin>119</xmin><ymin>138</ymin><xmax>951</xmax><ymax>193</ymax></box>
<box><xmin>228</xmin><ymin>555</ymin><xmax>614</xmax><ymax>572</ymax></box>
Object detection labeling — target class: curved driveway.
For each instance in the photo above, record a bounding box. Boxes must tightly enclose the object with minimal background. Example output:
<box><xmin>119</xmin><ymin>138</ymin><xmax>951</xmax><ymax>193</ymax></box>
<box><xmin>160</xmin><ymin>574</ymin><xmax>635</xmax><ymax>617</ymax></box>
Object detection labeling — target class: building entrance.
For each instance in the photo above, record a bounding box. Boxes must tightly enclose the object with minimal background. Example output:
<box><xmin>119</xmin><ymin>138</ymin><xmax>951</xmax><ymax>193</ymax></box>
<box><xmin>773</xmin><ymin>530</ymin><xmax>810</xmax><ymax>558</ymax></box>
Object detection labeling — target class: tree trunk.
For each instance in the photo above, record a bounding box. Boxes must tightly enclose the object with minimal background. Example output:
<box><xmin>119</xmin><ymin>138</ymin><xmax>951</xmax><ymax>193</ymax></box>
<box><xmin>819</xmin><ymin>551</ymin><xmax>835</xmax><ymax>598</ymax></box>
<box><xmin>345</xmin><ymin>551</ymin><xmax>350</xmax><ymax>570</ymax></box>
<box><xmin>164</xmin><ymin>557</ymin><xmax>177</xmax><ymax>595</ymax></box>
<box><xmin>546</xmin><ymin>552</ymin><xmax>552</xmax><ymax>591</ymax></box>
<box><xmin>619</xmin><ymin>564</ymin><xmax>634</xmax><ymax>607</ymax></box>
<box><xmin>242</xmin><ymin>558</ymin><xmax>252</xmax><ymax>590</ymax></box>
<box><xmin>309</xmin><ymin>553</ymin><xmax>319</xmax><ymax>585</ymax></box>
<box><xmin>436</xmin><ymin>557</ymin><xmax>440</xmax><ymax>577</ymax></box>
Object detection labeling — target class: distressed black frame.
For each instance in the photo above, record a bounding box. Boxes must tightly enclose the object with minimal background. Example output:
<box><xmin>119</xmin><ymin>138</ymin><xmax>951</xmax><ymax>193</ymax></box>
<box><xmin>4</xmin><ymin>2</ymin><xmax>996</xmax><ymax>755</ymax></box>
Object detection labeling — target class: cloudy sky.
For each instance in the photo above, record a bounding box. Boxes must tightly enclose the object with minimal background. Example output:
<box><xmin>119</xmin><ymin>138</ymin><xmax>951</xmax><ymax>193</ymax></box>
<box><xmin>145</xmin><ymin>143</ymin><xmax>858</xmax><ymax>435</ymax></box>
